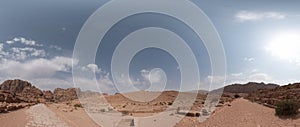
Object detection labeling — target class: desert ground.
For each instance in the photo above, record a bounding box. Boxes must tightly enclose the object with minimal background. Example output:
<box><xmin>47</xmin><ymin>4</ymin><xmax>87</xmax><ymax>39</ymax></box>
<box><xmin>1</xmin><ymin>98</ymin><xmax>300</xmax><ymax>127</ymax></box>
<box><xmin>1</xmin><ymin>80</ymin><xmax>300</xmax><ymax>127</ymax></box>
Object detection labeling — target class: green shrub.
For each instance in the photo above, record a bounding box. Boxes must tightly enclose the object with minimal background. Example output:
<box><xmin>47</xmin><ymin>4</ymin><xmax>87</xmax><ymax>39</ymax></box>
<box><xmin>275</xmin><ymin>100</ymin><xmax>299</xmax><ymax>116</ymax></box>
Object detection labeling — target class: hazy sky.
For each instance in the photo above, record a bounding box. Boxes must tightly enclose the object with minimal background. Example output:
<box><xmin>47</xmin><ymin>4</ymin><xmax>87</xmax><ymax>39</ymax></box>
<box><xmin>1</xmin><ymin>0</ymin><xmax>300</xmax><ymax>94</ymax></box>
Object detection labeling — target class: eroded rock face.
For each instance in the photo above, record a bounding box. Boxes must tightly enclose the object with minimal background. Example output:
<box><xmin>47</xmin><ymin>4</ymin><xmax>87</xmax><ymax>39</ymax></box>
<box><xmin>0</xmin><ymin>102</ymin><xmax>34</xmax><ymax>113</ymax></box>
<box><xmin>224</xmin><ymin>82</ymin><xmax>279</xmax><ymax>93</ymax></box>
<box><xmin>43</xmin><ymin>90</ymin><xmax>54</xmax><ymax>102</ymax></box>
<box><xmin>0</xmin><ymin>79</ymin><xmax>43</xmax><ymax>103</ymax></box>
<box><xmin>246</xmin><ymin>83</ymin><xmax>300</xmax><ymax>107</ymax></box>
<box><xmin>0</xmin><ymin>90</ymin><xmax>22</xmax><ymax>103</ymax></box>
<box><xmin>0</xmin><ymin>79</ymin><xmax>32</xmax><ymax>93</ymax></box>
<box><xmin>53</xmin><ymin>88</ymin><xmax>79</xmax><ymax>103</ymax></box>
<box><xmin>0</xmin><ymin>79</ymin><xmax>82</xmax><ymax>113</ymax></box>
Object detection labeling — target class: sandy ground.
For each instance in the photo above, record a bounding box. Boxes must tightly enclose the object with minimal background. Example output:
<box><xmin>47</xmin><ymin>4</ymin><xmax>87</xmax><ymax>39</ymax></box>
<box><xmin>47</xmin><ymin>104</ymin><xmax>100</xmax><ymax>127</ymax></box>
<box><xmin>26</xmin><ymin>104</ymin><xmax>70</xmax><ymax>127</ymax></box>
<box><xmin>0</xmin><ymin>104</ymin><xmax>99</xmax><ymax>127</ymax></box>
<box><xmin>175</xmin><ymin>98</ymin><xmax>300</xmax><ymax>127</ymax></box>
<box><xmin>0</xmin><ymin>108</ymin><xmax>27</xmax><ymax>127</ymax></box>
<box><xmin>1</xmin><ymin>98</ymin><xmax>300</xmax><ymax>127</ymax></box>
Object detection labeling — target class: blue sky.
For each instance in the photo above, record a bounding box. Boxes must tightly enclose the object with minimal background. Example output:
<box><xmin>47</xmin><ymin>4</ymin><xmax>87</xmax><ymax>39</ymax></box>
<box><xmin>1</xmin><ymin>0</ymin><xmax>300</xmax><ymax>94</ymax></box>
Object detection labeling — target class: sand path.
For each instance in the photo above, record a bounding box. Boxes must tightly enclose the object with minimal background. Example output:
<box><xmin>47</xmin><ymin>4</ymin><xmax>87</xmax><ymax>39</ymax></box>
<box><xmin>0</xmin><ymin>108</ymin><xmax>27</xmax><ymax>127</ymax></box>
<box><xmin>25</xmin><ymin>104</ymin><xmax>70</xmax><ymax>127</ymax></box>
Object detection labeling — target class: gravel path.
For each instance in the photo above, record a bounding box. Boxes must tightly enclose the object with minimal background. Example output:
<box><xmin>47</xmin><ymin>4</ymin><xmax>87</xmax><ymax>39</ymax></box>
<box><xmin>25</xmin><ymin>104</ymin><xmax>70</xmax><ymax>127</ymax></box>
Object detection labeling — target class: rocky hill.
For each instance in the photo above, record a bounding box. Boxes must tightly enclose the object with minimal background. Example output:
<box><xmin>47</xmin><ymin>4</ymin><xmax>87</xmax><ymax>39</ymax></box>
<box><xmin>0</xmin><ymin>79</ymin><xmax>80</xmax><ymax>103</ymax></box>
<box><xmin>0</xmin><ymin>79</ymin><xmax>80</xmax><ymax>113</ymax></box>
<box><xmin>0</xmin><ymin>79</ymin><xmax>43</xmax><ymax>103</ymax></box>
<box><xmin>223</xmin><ymin>82</ymin><xmax>279</xmax><ymax>93</ymax></box>
<box><xmin>53</xmin><ymin>88</ymin><xmax>79</xmax><ymax>103</ymax></box>
<box><xmin>246</xmin><ymin>83</ymin><xmax>300</xmax><ymax>107</ymax></box>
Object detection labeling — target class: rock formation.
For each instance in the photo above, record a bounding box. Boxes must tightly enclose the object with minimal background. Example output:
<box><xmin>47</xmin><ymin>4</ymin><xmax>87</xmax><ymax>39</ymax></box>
<box><xmin>246</xmin><ymin>83</ymin><xmax>300</xmax><ymax>107</ymax></box>
<box><xmin>0</xmin><ymin>79</ymin><xmax>43</xmax><ymax>103</ymax></box>
<box><xmin>53</xmin><ymin>88</ymin><xmax>79</xmax><ymax>103</ymax></box>
<box><xmin>223</xmin><ymin>82</ymin><xmax>279</xmax><ymax>93</ymax></box>
<box><xmin>0</xmin><ymin>79</ymin><xmax>81</xmax><ymax>113</ymax></box>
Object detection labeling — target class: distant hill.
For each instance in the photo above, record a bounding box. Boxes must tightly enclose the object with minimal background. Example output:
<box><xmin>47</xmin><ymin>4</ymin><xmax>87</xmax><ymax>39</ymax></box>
<box><xmin>223</xmin><ymin>82</ymin><xmax>279</xmax><ymax>93</ymax></box>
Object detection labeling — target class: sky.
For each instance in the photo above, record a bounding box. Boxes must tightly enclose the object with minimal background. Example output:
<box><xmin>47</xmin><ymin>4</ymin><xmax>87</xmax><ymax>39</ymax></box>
<box><xmin>1</xmin><ymin>0</ymin><xmax>300</xmax><ymax>94</ymax></box>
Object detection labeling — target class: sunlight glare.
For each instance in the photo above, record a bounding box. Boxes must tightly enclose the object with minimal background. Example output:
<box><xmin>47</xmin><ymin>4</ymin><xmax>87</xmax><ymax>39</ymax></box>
<box><xmin>266</xmin><ymin>31</ymin><xmax>300</xmax><ymax>62</ymax></box>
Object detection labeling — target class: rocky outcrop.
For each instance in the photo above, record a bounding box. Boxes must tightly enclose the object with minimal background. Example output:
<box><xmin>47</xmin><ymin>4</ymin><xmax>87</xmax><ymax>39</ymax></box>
<box><xmin>0</xmin><ymin>90</ymin><xmax>22</xmax><ymax>103</ymax></box>
<box><xmin>0</xmin><ymin>79</ymin><xmax>43</xmax><ymax>103</ymax></box>
<box><xmin>0</xmin><ymin>79</ymin><xmax>81</xmax><ymax>104</ymax></box>
<box><xmin>0</xmin><ymin>102</ymin><xmax>34</xmax><ymax>113</ymax></box>
<box><xmin>246</xmin><ymin>83</ymin><xmax>300</xmax><ymax>107</ymax></box>
<box><xmin>53</xmin><ymin>88</ymin><xmax>79</xmax><ymax>103</ymax></box>
<box><xmin>0</xmin><ymin>79</ymin><xmax>32</xmax><ymax>93</ymax></box>
<box><xmin>0</xmin><ymin>79</ymin><xmax>82</xmax><ymax>113</ymax></box>
<box><xmin>223</xmin><ymin>82</ymin><xmax>279</xmax><ymax>93</ymax></box>
<box><xmin>43</xmin><ymin>90</ymin><xmax>54</xmax><ymax>102</ymax></box>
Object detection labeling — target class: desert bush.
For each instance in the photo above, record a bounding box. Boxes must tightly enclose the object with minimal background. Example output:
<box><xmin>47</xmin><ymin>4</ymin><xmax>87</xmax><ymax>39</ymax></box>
<box><xmin>74</xmin><ymin>103</ymin><xmax>83</xmax><ymax>108</ymax></box>
<box><xmin>99</xmin><ymin>109</ymin><xmax>106</xmax><ymax>112</ymax></box>
<box><xmin>121</xmin><ymin>111</ymin><xmax>129</xmax><ymax>116</ymax></box>
<box><xmin>234</xmin><ymin>94</ymin><xmax>241</xmax><ymax>98</ymax></box>
<box><xmin>275</xmin><ymin>100</ymin><xmax>299</xmax><ymax>116</ymax></box>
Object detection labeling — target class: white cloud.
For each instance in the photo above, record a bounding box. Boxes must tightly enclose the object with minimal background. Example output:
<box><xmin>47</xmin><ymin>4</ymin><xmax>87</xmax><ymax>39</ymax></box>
<box><xmin>248</xmin><ymin>73</ymin><xmax>272</xmax><ymax>82</ymax></box>
<box><xmin>61</xmin><ymin>27</ymin><xmax>67</xmax><ymax>31</ymax></box>
<box><xmin>226</xmin><ymin>70</ymin><xmax>271</xmax><ymax>85</ymax></box>
<box><xmin>13</xmin><ymin>37</ymin><xmax>20</xmax><ymax>42</ymax></box>
<box><xmin>0</xmin><ymin>37</ymin><xmax>116</xmax><ymax>93</ymax></box>
<box><xmin>231</xmin><ymin>73</ymin><xmax>243</xmax><ymax>77</ymax></box>
<box><xmin>244</xmin><ymin>57</ymin><xmax>255</xmax><ymax>62</ymax></box>
<box><xmin>0</xmin><ymin>56</ymin><xmax>76</xmax><ymax>79</ymax></box>
<box><xmin>235</xmin><ymin>11</ymin><xmax>286</xmax><ymax>22</ymax></box>
<box><xmin>7</xmin><ymin>37</ymin><xmax>43</xmax><ymax>47</ymax></box>
<box><xmin>6</xmin><ymin>41</ymin><xmax>14</xmax><ymax>44</ymax></box>
<box><xmin>140</xmin><ymin>69</ymin><xmax>165</xmax><ymax>83</ymax></box>
<box><xmin>31</xmin><ymin>78</ymin><xmax>74</xmax><ymax>90</ymax></box>
<box><xmin>50</xmin><ymin>45</ymin><xmax>62</xmax><ymax>51</ymax></box>
<box><xmin>0</xmin><ymin>45</ymin><xmax>9</xmax><ymax>58</ymax></box>
<box><xmin>141</xmin><ymin>69</ymin><xmax>150</xmax><ymax>81</ymax></box>
<box><xmin>98</xmin><ymin>73</ymin><xmax>114</xmax><ymax>86</ymax></box>
<box><xmin>226</xmin><ymin>70</ymin><xmax>298</xmax><ymax>86</ymax></box>
<box><xmin>81</xmin><ymin>64</ymin><xmax>101</xmax><ymax>73</ymax></box>
<box><xmin>114</xmin><ymin>73</ymin><xmax>143</xmax><ymax>86</ymax></box>
<box><xmin>205</xmin><ymin>75</ymin><xmax>226</xmax><ymax>90</ymax></box>
<box><xmin>0</xmin><ymin>37</ymin><xmax>64</xmax><ymax>61</ymax></box>
<box><xmin>140</xmin><ymin>69</ymin><xmax>149</xmax><ymax>73</ymax></box>
<box><xmin>9</xmin><ymin>47</ymin><xmax>46</xmax><ymax>60</ymax></box>
<box><xmin>0</xmin><ymin>37</ymin><xmax>106</xmax><ymax>93</ymax></box>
